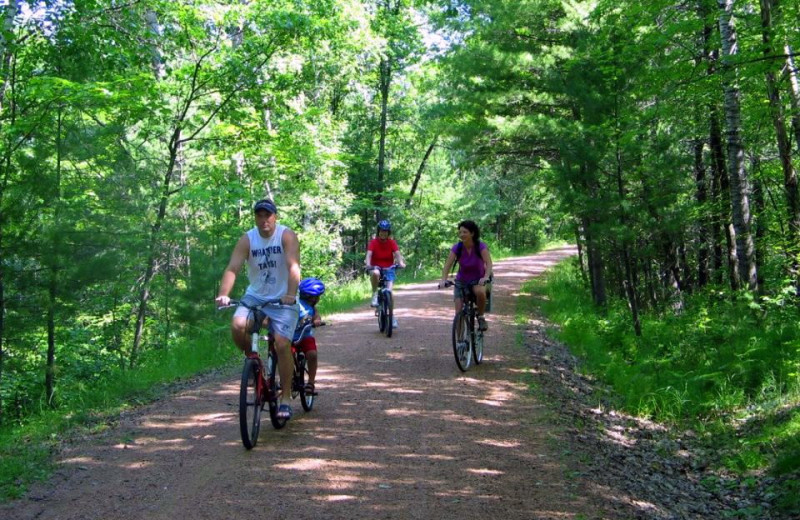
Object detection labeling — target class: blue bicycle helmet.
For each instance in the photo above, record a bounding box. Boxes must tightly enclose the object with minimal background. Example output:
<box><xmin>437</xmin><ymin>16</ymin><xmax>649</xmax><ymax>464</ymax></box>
<box><xmin>299</xmin><ymin>277</ymin><xmax>326</xmax><ymax>298</ymax></box>
<box><xmin>377</xmin><ymin>219</ymin><xmax>391</xmax><ymax>231</ymax></box>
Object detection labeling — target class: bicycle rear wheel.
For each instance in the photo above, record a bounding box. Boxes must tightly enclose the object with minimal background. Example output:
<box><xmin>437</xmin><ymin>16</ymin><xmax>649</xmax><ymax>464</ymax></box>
<box><xmin>384</xmin><ymin>291</ymin><xmax>393</xmax><ymax>338</ymax></box>
<box><xmin>239</xmin><ymin>357</ymin><xmax>262</xmax><ymax>449</ymax></box>
<box><xmin>297</xmin><ymin>356</ymin><xmax>315</xmax><ymax>411</ymax></box>
<box><xmin>451</xmin><ymin>312</ymin><xmax>472</xmax><ymax>371</ymax></box>
<box><xmin>267</xmin><ymin>351</ymin><xmax>288</xmax><ymax>430</ymax></box>
<box><xmin>473</xmin><ymin>328</ymin><xmax>484</xmax><ymax>365</ymax></box>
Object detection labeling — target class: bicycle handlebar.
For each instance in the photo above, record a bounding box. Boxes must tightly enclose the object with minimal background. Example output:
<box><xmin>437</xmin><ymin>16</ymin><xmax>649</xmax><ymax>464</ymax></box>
<box><xmin>439</xmin><ymin>275</ymin><xmax>493</xmax><ymax>289</ymax></box>
<box><xmin>215</xmin><ymin>299</ymin><xmax>288</xmax><ymax>311</ymax></box>
<box><xmin>365</xmin><ymin>264</ymin><xmax>403</xmax><ymax>272</ymax></box>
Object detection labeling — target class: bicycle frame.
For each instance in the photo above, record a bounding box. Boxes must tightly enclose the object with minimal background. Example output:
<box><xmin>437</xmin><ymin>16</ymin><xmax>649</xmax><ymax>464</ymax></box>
<box><xmin>219</xmin><ymin>299</ymin><xmax>306</xmax><ymax>449</ymax></box>
<box><xmin>367</xmin><ymin>265</ymin><xmax>400</xmax><ymax>337</ymax></box>
<box><xmin>443</xmin><ymin>277</ymin><xmax>491</xmax><ymax>372</ymax></box>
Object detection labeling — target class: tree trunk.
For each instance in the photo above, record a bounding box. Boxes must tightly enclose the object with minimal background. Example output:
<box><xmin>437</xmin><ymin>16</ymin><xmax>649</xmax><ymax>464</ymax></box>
<box><xmin>710</xmin><ymin>109</ymin><xmax>739</xmax><ymax>288</ymax></box>
<box><xmin>585</xmin><ymin>221</ymin><xmax>606</xmax><ymax>307</ymax></box>
<box><xmin>376</xmin><ymin>55</ymin><xmax>391</xmax><ymax>218</ymax></box>
<box><xmin>405</xmin><ymin>135</ymin><xmax>438</xmax><ymax>208</ymax></box>
<box><xmin>575</xmin><ymin>223</ymin><xmax>589</xmax><ymax>286</ymax></box>
<box><xmin>718</xmin><ymin>0</ymin><xmax>758</xmax><ymax>291</ymax></box>
<box><xmin>759</xmin><ymin>0</ymin><xmax>800</xmax><ymax>269</ymax></box>
<box><xmin>694</xmin><ymin>139</ymin><xmax>710</xmax><ymax>287</ymax></box>
<box><xmin>698</xmin><ymin>3</ymin><xmax>737</xmax><ymax>288</ymax></box>
<box><xmin>623</xmin><ymin>250</ymin><xmax>642</xmax><ymax>336</ymax></box>
<box><xmin>786</xmin><ymin>45</ymin><xmax>800</xmax><ymax>152</ymax></box>
<box><xmin>0</xmin><ymin>3</ymin><xmax>18</xmax><ymax>415</ymax></box>
<box><xmin>131</xmin><ymin>128</ymin><xmax>181</xmax><ymax>368</ymax></box>
<box><xmin>753</xmin><ymin>172</ymin><xmax>767</xmax><ymax>291</ymax></box>
<box><xmin>45</xmin><ymin>105</ymin><xmax>64</xmax><ymax>405</ymax></box>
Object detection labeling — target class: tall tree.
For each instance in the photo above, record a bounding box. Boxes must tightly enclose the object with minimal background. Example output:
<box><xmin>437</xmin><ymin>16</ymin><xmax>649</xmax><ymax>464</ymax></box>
<box><xmin>718</xmin><ymin>0</ymin><xmax>758</xmax><ymax>291</ymax></box>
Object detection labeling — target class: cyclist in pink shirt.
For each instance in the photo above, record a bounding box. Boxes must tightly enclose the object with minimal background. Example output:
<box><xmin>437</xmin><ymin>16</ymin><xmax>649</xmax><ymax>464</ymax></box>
<box><xmin>439</xmin><ymin>220</ymin><xmax>493</xmax><ymax>331</ymax></box>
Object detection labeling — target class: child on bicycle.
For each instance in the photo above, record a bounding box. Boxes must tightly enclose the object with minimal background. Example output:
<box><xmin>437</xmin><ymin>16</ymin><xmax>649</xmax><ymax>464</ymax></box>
<box><xmin>293</xmin><ymin>277</ymin><xmax>326</xmax><ymax>396</ymax></box>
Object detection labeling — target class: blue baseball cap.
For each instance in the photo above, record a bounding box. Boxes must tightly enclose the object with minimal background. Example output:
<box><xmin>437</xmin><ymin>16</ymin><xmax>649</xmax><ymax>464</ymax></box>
<box><xmin>253</xmin><ymin>199</ymin><xmax>277</xmax><ymax>214</ymax></box>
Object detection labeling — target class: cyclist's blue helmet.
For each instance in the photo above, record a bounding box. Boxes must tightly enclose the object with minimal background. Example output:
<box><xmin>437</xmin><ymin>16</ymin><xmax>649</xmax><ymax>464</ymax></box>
<box><xmin>377</xmin><ymin>219</ymin><xmax>391</xmax><ymax>231</ymax></box>
<box><xmin>299</xmin><ymin>277</ymin><xmax>325</xmax><ymax>298</ymax></box>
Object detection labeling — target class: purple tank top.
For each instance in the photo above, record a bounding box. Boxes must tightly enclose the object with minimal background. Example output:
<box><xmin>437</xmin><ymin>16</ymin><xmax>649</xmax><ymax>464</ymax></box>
<box><xmin>453</xmin><ymin>241</ymin><xmax>487</xmax><ymax>282</ymax></box>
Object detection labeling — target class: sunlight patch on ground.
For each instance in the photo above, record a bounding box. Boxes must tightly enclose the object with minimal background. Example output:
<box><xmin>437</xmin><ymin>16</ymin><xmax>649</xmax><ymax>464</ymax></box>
<box><xmin>475</xmin><ymin>439</ymin><xmax>521</xmax><ymax>448</ymax></box>
<box><xmin>62</xmin><ymin>456</ymin><xmax>98</xmax><ymax>465</ymax></box>
<box><xmin>274</xmin><ymin>458</ymin><xmax>327</xmax><ymax>471</ymax></box>
<box><xmin>314</xmin><ymin>494</ymin><xmax>357</xmax><ymax>502</ymax></box>
<box><xmin>433</xmin><ymin>489</ymin><xmax>502</xmax><ymax>500</ymax></box>
<box><xmin>395</xmin><ymin>453</ymin><xmax>456</xmax><ymax>461</ymax></box>
<box><xmin>385</xmin><ymin>352</ymin><xmax>409</xmax><ymax>361</ymax></box>
<box><xmin>476</xmin><ymin>399</ymin><xmax>506</xmax><ymax>407</ymax></box>
<box><xmin>466</xmin><ymin>468</ymin><xmax>504</xmax><ymax>476</ymax></box>
<box><xmin>604</xmin><ymin>426</ymin><xmax>636</xmax><ymax>447</ymax></box>
<box><xmin>215</xmin><ymin>386</ymin><xmax>238</xmax><ymax>396</ymax></box>
<box><xmin>122</xmin><ymin>461</ymin><xmax>153</xmax><ymax>470</ymax></box>
<box><xmin>438</xmin><ymin>412</ymin><xmax>499</xmax><ymax>427</ymax></box>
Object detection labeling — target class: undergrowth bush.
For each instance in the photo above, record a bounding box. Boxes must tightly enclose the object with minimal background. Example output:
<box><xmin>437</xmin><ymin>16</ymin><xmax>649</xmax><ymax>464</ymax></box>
<box><xmin>530</xmin><ymin>260</ymin><xmax>800</xmax><ymax>485</ymax></box>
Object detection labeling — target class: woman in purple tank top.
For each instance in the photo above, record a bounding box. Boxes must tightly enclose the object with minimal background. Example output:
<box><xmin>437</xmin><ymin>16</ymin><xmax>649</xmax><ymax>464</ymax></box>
<box><xmin>438</xmin><ymin>220</ymin><xmax>493</xmax><ymax>331</ymax></box>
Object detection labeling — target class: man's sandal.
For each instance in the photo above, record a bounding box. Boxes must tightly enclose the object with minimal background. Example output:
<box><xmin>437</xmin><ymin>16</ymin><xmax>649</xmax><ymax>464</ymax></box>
<box><xmin>276</xmin><ymin>404</ymin><xmax>293</xmax><ymax>419</ymax></box>
<box><xmin>304</xmin><ymin>383</ymin><xmax>318</xmax><ymax>396</ymax></box>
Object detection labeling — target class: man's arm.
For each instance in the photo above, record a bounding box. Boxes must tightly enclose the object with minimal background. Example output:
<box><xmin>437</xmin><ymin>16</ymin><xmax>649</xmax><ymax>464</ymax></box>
<box><xmin>282</xmin><ymin>228</ymin><xmax>301</xmax><ymax>304</ymax></box>
<box><xmin>365</xmin><ymin>249</ymin><xmax>373</xmax><ymax>267</ymax></box>
<box><xmin>215</xmin><ymin>234</ymin><xmax>249</xmax><ymax>305</ymax></box>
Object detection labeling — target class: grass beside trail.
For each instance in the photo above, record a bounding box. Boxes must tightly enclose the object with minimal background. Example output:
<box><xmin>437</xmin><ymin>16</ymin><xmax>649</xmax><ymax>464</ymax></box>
<box><xmin>0</xmin><ymin>283</ymin><xmax>373</xmax><ymax>502</ymax></box>
<box><xmin>527</xmin><ymin>259</ymin><xmax>800</xmax><ymax>516</ymax></box>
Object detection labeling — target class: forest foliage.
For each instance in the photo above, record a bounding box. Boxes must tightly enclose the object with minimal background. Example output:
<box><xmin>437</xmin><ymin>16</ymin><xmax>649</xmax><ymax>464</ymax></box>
<box><xmin>1</xmin><ymin>0</ymin><xmax>799</xmax><ymax>490</ymax></box>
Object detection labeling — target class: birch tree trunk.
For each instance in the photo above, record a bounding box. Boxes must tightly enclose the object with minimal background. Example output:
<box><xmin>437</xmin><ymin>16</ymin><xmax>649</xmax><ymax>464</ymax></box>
<box><xmin>694</xmin><ymin>139</ymin><xmax>710</xmax><ymax>287</ymax></box>
<box><xmin>718</xmin><ymin>0</ymin><xmax>758</xmax><ymax>291</ymax></box>
<box><xmin>698</xmin><ymin>2</ymin><xmax>739</xmax><ymax>288</ymax></box>
<box><xmin>786</xmin><ymin>45</ymin><xmax>800</xmax><ymax>152</ymax></box>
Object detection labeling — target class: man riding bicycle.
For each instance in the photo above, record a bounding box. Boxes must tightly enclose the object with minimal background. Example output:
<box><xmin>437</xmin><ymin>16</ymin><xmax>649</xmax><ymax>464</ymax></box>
<box><xmin>215</xmin><ymin>199</ymin><xmax>301</xmax><ymax>421</ymax></box>
<box><xmin>438</xmin><ymin>220</ymin><xmax>493</xmax><ymax>331</ymax></box>
<box><xmin>365</xmin><ymin>219</ymin><xmax>406</xmax><ymax>329</ymax></box>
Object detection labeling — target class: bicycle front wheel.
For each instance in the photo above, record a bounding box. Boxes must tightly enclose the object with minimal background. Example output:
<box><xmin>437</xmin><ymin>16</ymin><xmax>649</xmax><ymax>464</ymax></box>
<box><xmin>267</xmin><ymin>351</ymin><xmax>288</xmax><ymax>430</ymax></box>
<box><xmin>239</xmin><ymin>357</ymin><xmax>262</xmax><ymax>449</ymax></box>
<box><xmin>451</xmin><ymin>312</ymin><xmax>472</xmax><ymax>372</ymax></box>
<box><xmin>384</xmin><ymin>291</ymin><xmax>393</xmax><ymax>338</ymax></box>
<box><xmin>377</xmin><ymin>295</ymin><xmax>386</xmax><ymax>333</ymax></box>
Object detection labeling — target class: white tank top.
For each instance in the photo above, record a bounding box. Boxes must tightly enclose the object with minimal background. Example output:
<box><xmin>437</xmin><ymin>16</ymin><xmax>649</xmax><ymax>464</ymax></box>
<box><xmin>244</xmin><ymin>224</ymin><xmax>289</xmax><ymax>301</ymax></box>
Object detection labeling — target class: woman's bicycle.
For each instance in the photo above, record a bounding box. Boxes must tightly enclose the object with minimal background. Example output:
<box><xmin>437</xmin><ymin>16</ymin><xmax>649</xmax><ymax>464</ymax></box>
<box><xmin>218</xmin><ymin>300</ymin><xmax>321</xmax><ymax>449</ymax></box>
<box><xmin>442</xmin><ymin>278</ymin><xmax>492</xmax><ymax>372</ymax></box>
<box><xmin>367</xmin><ymin>264</ymin><xmax>402</xmax><ymax>338</ymax></box>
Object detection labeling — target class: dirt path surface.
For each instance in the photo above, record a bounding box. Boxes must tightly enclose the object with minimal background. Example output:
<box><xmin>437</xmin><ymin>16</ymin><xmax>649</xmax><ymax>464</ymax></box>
<box><xmin>5</xmin><ymin>247</ymin><xmax>606</xmax><ymax>520</ymax></box>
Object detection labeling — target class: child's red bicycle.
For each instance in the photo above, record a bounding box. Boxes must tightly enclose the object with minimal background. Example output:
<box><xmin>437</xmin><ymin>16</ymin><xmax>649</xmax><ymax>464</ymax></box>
<box><xmin>219</xmin><ymin>300</ymin><xmax>320</xmax><ymax>449</ymax></box>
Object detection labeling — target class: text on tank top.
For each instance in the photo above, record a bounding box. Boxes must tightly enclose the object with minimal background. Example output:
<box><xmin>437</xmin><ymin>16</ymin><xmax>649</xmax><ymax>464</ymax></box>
<box><xmin>245</xmin><ymin>224</ymin><xmax>289</xmax><ymax>300</ymax></box>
